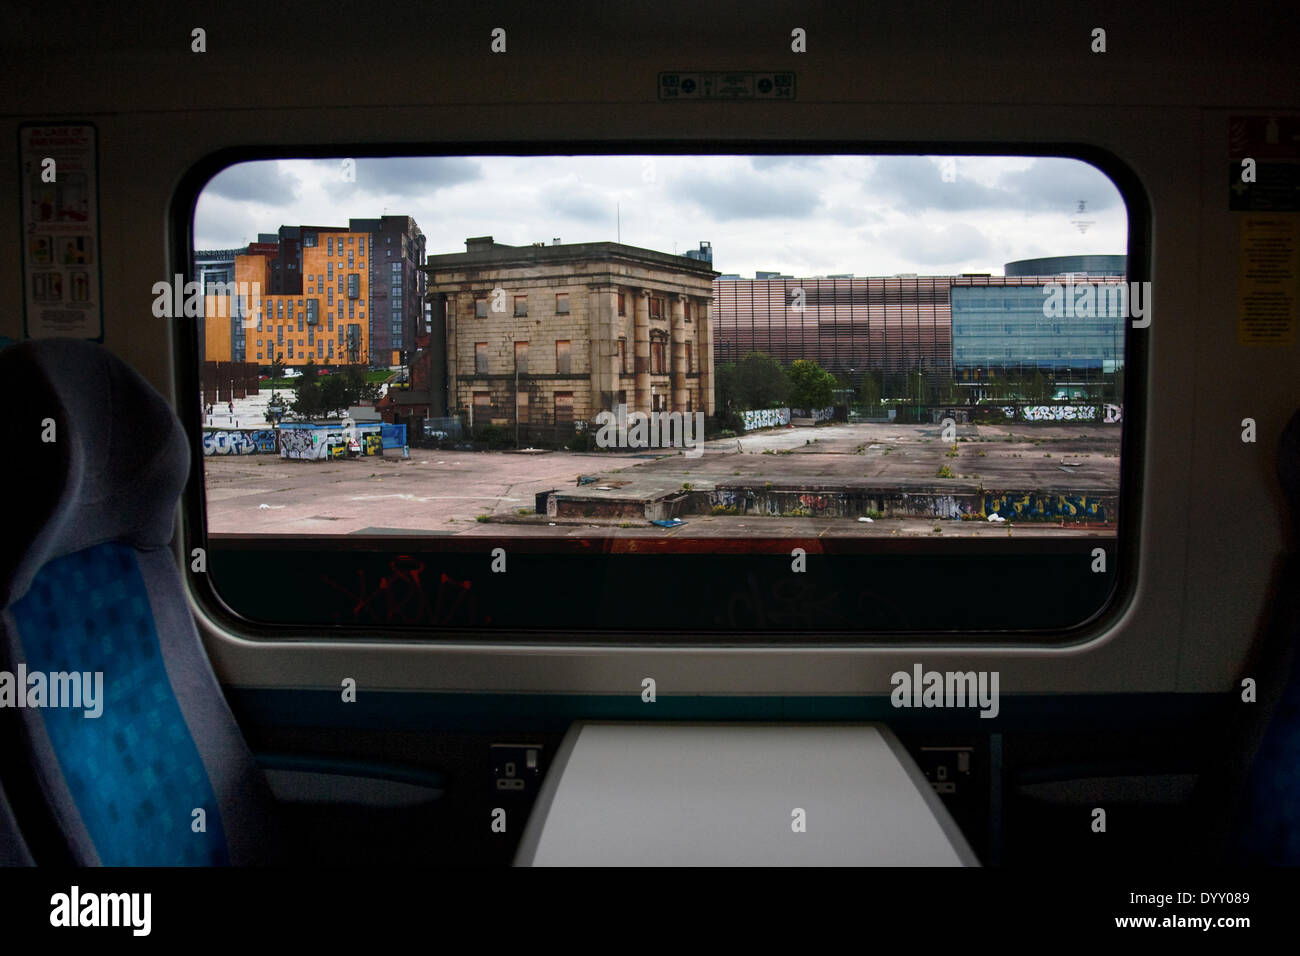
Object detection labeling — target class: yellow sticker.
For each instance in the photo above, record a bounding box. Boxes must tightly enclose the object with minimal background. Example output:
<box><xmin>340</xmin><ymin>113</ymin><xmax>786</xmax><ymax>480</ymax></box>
<box><xmin>1238</xmin><ymin>215</ymin><xmax>1299</xmax><ymax>346</ymax></box>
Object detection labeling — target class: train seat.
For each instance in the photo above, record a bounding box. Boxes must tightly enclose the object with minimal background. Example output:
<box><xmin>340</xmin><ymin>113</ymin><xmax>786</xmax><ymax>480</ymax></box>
<box><xmin>0</xmin><ymin>339</ymin><xmax>282</xmax><ymax>865</ymax></box>
<box><xmin>1235</xmin><ymin>407</ymin><xmax>1300</xmax><ymax>863</ymax></box>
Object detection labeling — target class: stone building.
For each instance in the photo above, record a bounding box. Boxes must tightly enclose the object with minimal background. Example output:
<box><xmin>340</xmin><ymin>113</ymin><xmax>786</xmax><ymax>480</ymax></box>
<box><xmin>422</xmin><ymin>238</ymin><xmax>718</xmax><ymax>432</ymax></box>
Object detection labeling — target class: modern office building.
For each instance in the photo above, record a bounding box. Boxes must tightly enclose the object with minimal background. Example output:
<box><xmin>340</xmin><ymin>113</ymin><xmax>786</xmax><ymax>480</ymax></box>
<box><xmin>712</xmin><ymin>257</ymin><xmax>1127</xmax><ymax>398</ymax></box>
<box><xmin>683</xmin><ymin>241</ymin><xmax>713</xmax><ymax>265</ymax></box>
<box><xmin>949</xmin><ymin>275</ymin><xmax>1126</xmax><ymax>397</ymax></box>
<box><xmin>348</xmin><ymin>216</ymin><xmax>426</xmax><ymax>366</ymax></box>
<box><xmin>1004</xmin><ymin>254</ymin><xmax>1126</xmax><ymax>277</ymax></box>
<box><xmin>422</xmin><ymin>237</ymin><xmax>718</xmax><ymax>432</ymax></box>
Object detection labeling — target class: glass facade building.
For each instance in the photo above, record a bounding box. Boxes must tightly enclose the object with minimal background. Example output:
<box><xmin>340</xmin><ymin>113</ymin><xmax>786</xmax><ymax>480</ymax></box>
<box><xmin>712</xmin><ymin>271</ymin><xmax>1127</xmax><ymax>398</ymax></box>
<box><xmin>713</xmin><ymin>276</ymin><xmax>954</xmax><ymax>389</ymax></box>
<box><xmin>950</xmin><ymin>279</ymin><xmax>1126</xmax><ymax>390</ymax></box>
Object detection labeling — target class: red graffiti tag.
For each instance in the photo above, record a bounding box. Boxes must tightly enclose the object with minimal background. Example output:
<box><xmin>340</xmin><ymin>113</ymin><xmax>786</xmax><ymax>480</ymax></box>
<box><xmin>322</xmin><ymin>556</ymin><xmax>487</xmax><ymax>626</ymax></box>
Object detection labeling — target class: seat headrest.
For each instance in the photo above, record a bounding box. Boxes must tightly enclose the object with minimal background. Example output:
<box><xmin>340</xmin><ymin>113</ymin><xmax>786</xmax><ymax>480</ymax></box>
<box><xmin>0</xmin><ymin>339</ymin><xmax>189</xmax><ymax>608</ymax></box>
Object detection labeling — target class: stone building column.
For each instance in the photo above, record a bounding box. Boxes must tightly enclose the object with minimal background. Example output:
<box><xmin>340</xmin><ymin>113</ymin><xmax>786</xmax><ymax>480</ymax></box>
<box><xmin>587</xmin><ymin>285</ymin><xmax>621</xmax><ymax>416</ymax></box>
<box><xmin>671</xmin><ymin>294</ymin><xmax>688</xmax><ymax>413</ymax></box>
<box><xmin>634</xmin><ymin>288</ymin><xmax>651</xmax><ymax>413</ymax></box>
<box><xmin>697</xmin><ymin>296</ymin><xmax>715</xmax><ymax>416</ymax></box>
<box><xmin>445</xmin><ymin>293</ymin><xmax>459</xmax><ymax>418</ymax></box>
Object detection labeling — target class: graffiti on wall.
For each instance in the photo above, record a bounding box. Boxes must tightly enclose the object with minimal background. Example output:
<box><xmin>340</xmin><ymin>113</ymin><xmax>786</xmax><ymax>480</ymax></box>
<box><xmin>790</xmin><ymin>407</ymin><xmax>835</xmax><ymax>421</ymax></box>
<box><xmin>281</xmin><ymin>429</ymin><xmax>328</xmax><ymax>460</ymax></box>
<box><xmin>797</xmin><ymin>493</ymin><xmax>830</xmax><ymax>512</ymax></box>
<box><xmin>1020</xmin><ymin>405</ymin><xmax>1098</xmax><ymax>422</ymax></box>
<box><xmin>321</xmin><ymin>556</ymin><xmax>485</xmax><ymax>626</ymax></box>
<box><xmin>741</xmin><ymin>407</ymin><xmax>791</xmax><ymax>431</ymax></box>
<box><xmin>202</xmin><ymin>429</ymin><xmax>276</xmax><ymax>455</ymax></box>
<box><xmin>1104</xmin><ymin>404</ymin><xmax>1123</xmax><ymax>423</ymax></box>
<box><xmin>979</xmin><ymin>491</ymin><xmax>1108</xmax><ymax>522</ymax></box>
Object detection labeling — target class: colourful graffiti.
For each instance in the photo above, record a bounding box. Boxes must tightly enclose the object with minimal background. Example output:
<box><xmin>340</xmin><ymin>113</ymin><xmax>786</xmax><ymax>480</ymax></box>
<box><xmin>797</xmin><ymin>493</ymin><xmax>830</xmax><ymax>511</ymax></box>
<box><xmin>979</xmin><ymin>492</ymin><xmax>1108</xmax><ymax>521</ymax></box>
<box><xmin>321</xmin><ymin>556</ymin><xmax>485</xmax><ymax>626</ymax></box>
<box><xmin>1104</xmin><ymin>403</ymin><xmax>1123</xmax><ymax>424</ymax></box>
<box><xmin>281</xmin><ymin>429</ymin><xmax>326</xmax><ymax>460</ymax></box>
<box><xmin>741</xmin><ymin>407</ymin><xmax>791</xmax><ymax>431</ymax></box>
<box><xmin>1020</xmin><ymin>405</ymin><xmax>1098</xmax><ymax>422</ymax></box>
<box><xmin>202</xmin><ymin>429</ymin><xmax>276</xmax><ymax>455</ymax></box>
<box><xmin>791</xmin><ymin>406</ymin><xmax>835</xmax><ymax>421</ymax></box>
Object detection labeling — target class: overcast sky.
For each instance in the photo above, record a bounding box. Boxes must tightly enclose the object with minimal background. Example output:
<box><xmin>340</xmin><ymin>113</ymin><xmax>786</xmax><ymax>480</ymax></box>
<box><xmin>194</xmin><ymin>155</ymin><xmax>1127</xmax><ymax>278</ymax></box>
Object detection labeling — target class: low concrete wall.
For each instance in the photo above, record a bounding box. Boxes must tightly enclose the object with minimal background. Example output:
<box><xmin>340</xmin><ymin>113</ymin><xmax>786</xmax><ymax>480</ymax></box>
<box><xmin>693</xmin><ymin>484</ymin><xmax>1116</xmax><ymax>522</ymax></box>
<box><xmin>545</xmin><ymin>483</ymin><xmax>1118</xmax><ymax>523</ymax></box>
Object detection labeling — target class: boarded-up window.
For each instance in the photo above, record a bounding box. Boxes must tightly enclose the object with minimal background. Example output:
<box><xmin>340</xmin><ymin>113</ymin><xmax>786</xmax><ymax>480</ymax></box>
<box><xmin>473</xmin><ymin>391</ymin><xmax>491</xmax><ymax>420</ymax></box>
<box><xmin>617</xmin><ymin>293</ymin><xmax>625</xmax><ymax>316</ymax></box>
<box><xmin>617</xmin><ymin>338</ymin><xmax>626</xmax><ymax>373</ymax></box>
<box><xmin>514</xmin><ymin>340</ymin><xmax>529</xmax><ymax>373</ymax></box>
<box><xmin>554</xmin><ymin>391</ymin><xmax>574</xmax><ymax>424</ymax></box>
<box><xmin>650</xmin><ymin>296</ymin><xmax>663</xmax><ymax>318</ymax></box>
<box><xmin>514</xmin><ymin>295</ymin><xmax>528</xmax><ymax>317</ymax></box>
<box><xmin>685</xmin><ymin>342</ymin><xmax>692</xmax><ymax>372</ymax></box>
<box><xmin>651</xmin><ymin>340</ymin><xmax>665</xmax><ymax>374</ymax></box>
<box><xmin>475</xmin><ymin>342</ymin><xmax>488</xmax><ymax>374</ymax></box>
<box><xmin>555</xmin><ymin>292</ymin><xmax>569</xmax><ymax>314</ymax></box>
<box><xmin>516</xmin><ymin>388</ymin><xmax>529</xmax><ymax>422</ymax></box>
<box><xmin>555</xmin><ymin>339</ymin><xmax>571</xmax><ymax>374</ymax></box>
<box><xmin>475</xmin><ymin>296</ymin><xmax>487</xmax><ymax>317</ymax></box>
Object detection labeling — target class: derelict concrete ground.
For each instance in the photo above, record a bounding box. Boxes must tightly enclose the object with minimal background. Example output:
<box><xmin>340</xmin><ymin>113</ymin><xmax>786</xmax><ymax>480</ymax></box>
<box><xmin>204</xmin><ymin>420</ymin><xmax>1121</xmax><ymax>538</ymax></box>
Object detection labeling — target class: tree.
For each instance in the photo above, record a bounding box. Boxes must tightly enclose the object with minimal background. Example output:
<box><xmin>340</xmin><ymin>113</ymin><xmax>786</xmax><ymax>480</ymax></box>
<box><xmin>289</xmin><ymin>360</ymin><xmax>322</xmax><ymax>419</ymax></box>
<box><xmin>1029</xmin><ymin>370</ymin><xmax>1048</xmax><ymax>403</ymax></box>
<box><xmin>340</xmin><ymin>364</ymin><xmax>381</xmax><ymax>403</ymax></box>
<box><xmin>317</xmin><ymin>374</ymin><xmax>350</xmax><ymax>417</ymax></box>
<box><xmin>731</xmin><ymin>352</ymin><xmax>789</xmax><ymax>409</ymax></box>
<box><xmin>268</xmin><ymin>351</ymin><xmax>285</xmax><ymax>382</ymax></box>
<box><xmin>786</xmin><ymin>359</ymin><xmax>836</xmax><ymax>410</ymax></box>
<box><xmin>858</xmin><ymin>370</ymin><xmax>882</xmax><ymax>411</ymax></box>
<box><xmin>714</xmin><ymin>361</ymin><xmax>737</xmax><ymax>412</ymax></box>
<box><xmin>292</xmin><ymin>363</ymin><xmax>379</xmax><ymax>420</ymax></box>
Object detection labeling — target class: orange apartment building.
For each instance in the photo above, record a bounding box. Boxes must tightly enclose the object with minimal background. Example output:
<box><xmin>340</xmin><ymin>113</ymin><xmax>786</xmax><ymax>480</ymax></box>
<box><xmin>202</xmin><ymin>230</ymin><xmax>371</xmax><ymax>367</ymax></box>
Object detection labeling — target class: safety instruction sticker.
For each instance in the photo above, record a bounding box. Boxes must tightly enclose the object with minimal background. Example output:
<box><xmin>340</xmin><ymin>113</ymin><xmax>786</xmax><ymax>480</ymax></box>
<box><xmin>18</xmin><ymin>122</ymin><xmax>103</xmax><ymax>341</ymax></box>
<box><xmin>1237</xmin><ymin>216</ymin><xmax>1298</xmax><ymax>346</ymax></box>
<box><xmin>1229</xmin><ymin>115</ymin><xmax>1300</xmax><ymax>212</ymax></box>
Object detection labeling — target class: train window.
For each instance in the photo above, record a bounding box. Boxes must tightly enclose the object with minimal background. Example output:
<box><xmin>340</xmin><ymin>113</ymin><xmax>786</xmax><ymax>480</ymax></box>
<box><xmin>185</xmin><ymin>151</ymin><xmax>1142</xmax><ymax>638</ymax></box>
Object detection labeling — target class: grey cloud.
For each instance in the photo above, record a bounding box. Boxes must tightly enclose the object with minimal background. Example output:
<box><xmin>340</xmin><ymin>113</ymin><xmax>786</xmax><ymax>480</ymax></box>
<box><xmin>998</xmin><ymin>159</ymin><xmax>1123</xmax><ymax>213</ymax></box>
<box><xmin>882</xmin><ymin>222</ymin><xmax>992</xmax><ymax>265</ymax></box>
<box><xmin>748</xmin><ymin>155</ymin><xmax>823</xmax><ymax>172</ymax></box>
<box><xmin>204</xmin><ymin>162</ymin><xmax>300</xmax><ymax>204</ymax></box>
<box><xmin>322</xmin><ymin>157</ymin><xmax>482</xmax><ymax>199</ymax></box>
<box><xmin>675</xmin><ymin>171</ymin><xmax>821</xmax><ymax>220</ymax></box>
<box><xmin>541</xmin><ymin>184</ymin><xmax>611</xmax><ymax>223</ymax></box>
<box><xmin>869</xmin><ymin>157</ymin><xmax>1009</xmax><ymax>212</ymax></box>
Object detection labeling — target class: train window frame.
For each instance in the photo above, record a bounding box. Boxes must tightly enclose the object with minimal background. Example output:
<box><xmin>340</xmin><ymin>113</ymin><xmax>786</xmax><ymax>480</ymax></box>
<box><xmin>174</xmin><ymin>141</ymin><xmax>1149</xmax><ymax>645</ymax></box>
